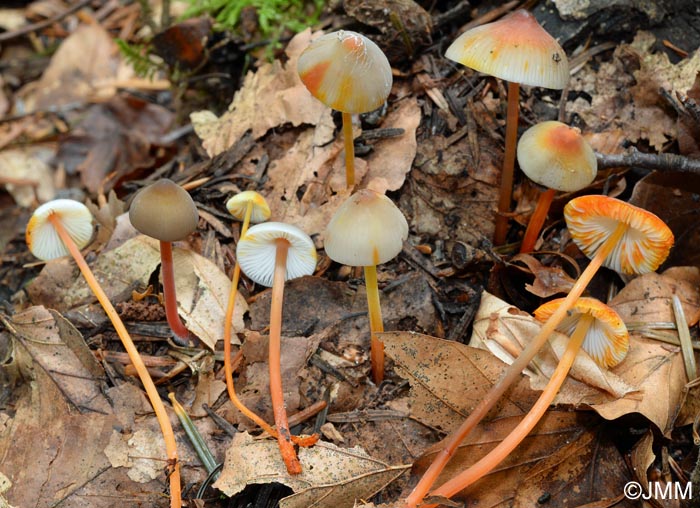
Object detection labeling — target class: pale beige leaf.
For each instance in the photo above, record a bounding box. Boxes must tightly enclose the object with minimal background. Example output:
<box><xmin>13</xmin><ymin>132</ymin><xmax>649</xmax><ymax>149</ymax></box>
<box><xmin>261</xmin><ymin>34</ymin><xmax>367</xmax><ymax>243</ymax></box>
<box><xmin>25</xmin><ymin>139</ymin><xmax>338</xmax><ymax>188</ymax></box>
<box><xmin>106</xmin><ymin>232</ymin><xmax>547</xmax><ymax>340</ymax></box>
<box><xmin>0</xmin><ymin>149</ymin><xmax>55</xmax><ymax>207</ymax></box>
<box><xmin>214</xmin><ymin>433</ymin><xmax>409</xmax><ymax>507</ymax></box>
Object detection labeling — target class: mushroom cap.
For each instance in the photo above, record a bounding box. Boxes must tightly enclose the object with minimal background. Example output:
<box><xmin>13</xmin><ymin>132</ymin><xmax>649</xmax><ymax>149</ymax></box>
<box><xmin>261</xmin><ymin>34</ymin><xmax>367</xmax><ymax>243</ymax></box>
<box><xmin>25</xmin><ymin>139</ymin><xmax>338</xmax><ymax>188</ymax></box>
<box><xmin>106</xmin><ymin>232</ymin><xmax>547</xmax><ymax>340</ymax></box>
<box><xmin>564</xmin><ymin>195</ymin><xmax>674</xmax><ymax>275</ymax></box>
<box><xmin>517</xmin><ymin>121</ymin><xmax>597</xmax><ymax>192</ymax></box>
<box><xmin>26</xmin><ymin>199</ymin><xmax>94</xmax><ymax>261</ymax></box>
<box><xmin>236</xmin><ymin>222</ymin><xmax>317</xmax><ymax>287</ymax></box>
<box><xmin>226</xmin><ymin>190</ymin><xmax>271</xmax><ymax>224</ymax></box>
<box><xmin>445</xmin><ymin>9</ymin><xmax>569</xmax><ymax>89</ymax></box>
<box><xmin>324</xmin><ymin>189</ymin><xmax>408</xmax><ymax>267</ymax></box>
<box><xmin>298</xmin><ymin>30</ymin><xmax>393</xmax><ymax>114</ymax></box>
<box><xmin>534</xmin><ymin>297</ymin><xmax>629</xmax><ymax>368</ymax></box>
<box><xmin>129</xmin><ymin>179</ymin><xmax>199</xmax><ymax>242</ymax></box>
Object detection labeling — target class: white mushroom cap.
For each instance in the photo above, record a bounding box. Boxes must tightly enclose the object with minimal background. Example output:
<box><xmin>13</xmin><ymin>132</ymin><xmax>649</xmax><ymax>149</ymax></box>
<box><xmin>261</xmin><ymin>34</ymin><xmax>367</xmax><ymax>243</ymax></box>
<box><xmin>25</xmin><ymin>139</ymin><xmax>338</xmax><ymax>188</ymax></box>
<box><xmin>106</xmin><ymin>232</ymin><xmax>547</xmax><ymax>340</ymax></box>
<box><xmin>226</xmin><ymin>190</ymin><xmax>271</xmax><ymax>224</ymax></box>
<box><xmin>517</xmin><ymin>121</ymin><xmax>597</xmax><ymax>192</ymax></box>
<box><xmin>26</xmin><ymin>199</ymin><xmax>94</xmax><ymax>261</ymax></box>
<box><xmin>535</xmin><ymin>297</ymin><xmax>629</xmax><ymax>368</ymax></box>
<box><xmin>236</xmin><ymin>222</ymin><xmax>317</xmax><ymax>287</ymax></box>
<box><xmin>445</xmin><ymin>9</ymin><xmax>569</xmax><ymax>89</ymax></box>
<box><xmin>298</xmin><ymin>30</ymin><xmax>393</xmax><ymax>114</ymax></box>
<box><xmin>324</xmin><ymin>189</ymin><xmax>408</xmax><ymax>266</ymax></box>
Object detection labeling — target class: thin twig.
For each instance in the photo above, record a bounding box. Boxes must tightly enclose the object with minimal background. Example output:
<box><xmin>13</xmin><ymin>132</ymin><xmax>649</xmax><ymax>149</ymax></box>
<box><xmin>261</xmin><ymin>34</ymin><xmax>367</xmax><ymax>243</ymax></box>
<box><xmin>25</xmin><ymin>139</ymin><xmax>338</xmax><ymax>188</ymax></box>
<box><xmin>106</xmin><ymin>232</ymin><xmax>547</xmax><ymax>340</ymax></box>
<box><xmin>596</xmin><ymin>148</ymin><xmax>700</xmax><ymax>174</ymax></box>
<box><xmin>0</xmin><ymin>0</ymin><xmax>94</xmax><ymax>42</ymax></box>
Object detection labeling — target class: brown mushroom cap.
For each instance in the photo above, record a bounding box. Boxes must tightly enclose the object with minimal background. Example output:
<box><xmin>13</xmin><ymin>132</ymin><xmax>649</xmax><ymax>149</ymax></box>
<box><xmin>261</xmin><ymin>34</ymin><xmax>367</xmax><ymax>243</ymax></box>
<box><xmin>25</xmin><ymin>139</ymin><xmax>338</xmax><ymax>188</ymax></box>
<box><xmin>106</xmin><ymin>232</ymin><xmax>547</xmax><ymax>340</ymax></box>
<box><xmin>517</xmin><ymin>121</ymin><xmax>597</xmax><ymax>192</ymax></box>
<box><xmin>445</xmin><ymin>9</ymin><xmax>569</xmax><ymax>89</ymax></box>
<box><xmin>534</xmin><ymin>297</ymin><xmax>629</xmax><ymax>368</ymax></box>
<box><xmin>564</xmin><ymin>195</ymin><xmax>674</xmax><ymax>275</ymax></box>
<box><xmin>129</xmin><ymin>179</ymin><xmax>199</xmax><ymax>242</ymax></box>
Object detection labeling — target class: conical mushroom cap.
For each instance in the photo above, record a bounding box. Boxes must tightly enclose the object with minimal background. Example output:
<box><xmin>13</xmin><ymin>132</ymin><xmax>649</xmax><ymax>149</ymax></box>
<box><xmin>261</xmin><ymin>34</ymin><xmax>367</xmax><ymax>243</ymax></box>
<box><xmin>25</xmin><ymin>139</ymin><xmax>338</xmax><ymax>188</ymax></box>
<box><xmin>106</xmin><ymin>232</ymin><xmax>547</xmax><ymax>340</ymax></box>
<box><xmin>298</xmin><ymin>30</ymin><xmax>393</xmax><ymax>114</ymax></box>
<box><xmin>324</xmin><ymin>189</ymin><xmax>408</xmax><ymax>266</ymax></box>
<box><xmin>226</xmin><ymin>190</ymin><xmax>271</xmax><ymax>224</ymax></box>
<box><xmin>26</xmin><ymin>199</ymin><xmax>94</xmax><ymax>260</ymax></box>
<box><xmin>535</xmin><ymin>297</ymin><xmax>629</xmax><ymax>368</ymax></box>
<box><xmin>129</xmin><ymin>179</ymin><xmax>199</xmax><ymax>242</ymax></box>
<box><xmin>237</xmin><ymin>222</ymin><xmax>317</xmax><ymax>288</ymax></box>
<box><xmin>517</xmin><ymin>121</ymin><xmax>597</xmax><ymax>192</ymax></box>
<box><xmin>564</xmin><ymin>195</ymin><xmax>674</xmax><ymax>275</ymax></box>
<box><xmin>445</xmin><ymin>9</ymin><xmax>569</xmax><ymax>89</ymax></box>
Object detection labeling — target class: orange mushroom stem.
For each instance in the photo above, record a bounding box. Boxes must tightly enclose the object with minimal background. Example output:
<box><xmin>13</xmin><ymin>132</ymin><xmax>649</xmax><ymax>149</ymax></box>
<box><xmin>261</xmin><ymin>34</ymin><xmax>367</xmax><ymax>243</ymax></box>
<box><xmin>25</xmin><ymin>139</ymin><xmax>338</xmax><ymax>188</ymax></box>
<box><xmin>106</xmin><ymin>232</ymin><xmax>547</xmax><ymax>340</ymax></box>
<box><xmin>493</xmin><ymin>81</ymin><xmax>520</xmax><ymax>245</ymax></box>
<box><xmin>519</xmin><ymin>187</ymin><xmax>555</xmax><ymax>253</ymax></box>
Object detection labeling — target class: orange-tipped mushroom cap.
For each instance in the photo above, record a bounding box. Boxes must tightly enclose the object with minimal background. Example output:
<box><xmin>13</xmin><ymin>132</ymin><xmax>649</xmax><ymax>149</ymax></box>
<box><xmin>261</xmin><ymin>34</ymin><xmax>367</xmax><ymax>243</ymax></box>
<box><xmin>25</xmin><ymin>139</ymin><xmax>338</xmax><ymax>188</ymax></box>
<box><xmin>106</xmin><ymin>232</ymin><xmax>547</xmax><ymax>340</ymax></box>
<box><xmin>564</xmin><ymin>195</ymin><xmax>673</xmax><ymax>275</ymax></box>
<box><xmin>298</xmin><ymin>30</ymin><xmax>393</xmax><ymax>114</ymax></box>
<box><xmin>534</xmin><ymin>297</ymin><xmax>629</xmax><ymax>368</ymax></box>
<box><xmin>517</xmin><ymin>121</ymin><xmax>597</xmax><ymax>192</ymax></box>
<box><xmin>226</xmin><ymin>190</ymin><xmax>271</xmax><ymax>224</ymax></box>
<box><xmin>324</xmin><ymin>189</ymin><xmax>408</xmax><ymax>267</ymax></box>
<box><xmin>26</xmin><ymin>199</ymin><xmax>94</xmax><ymax>260</ymax></box>
<box><xmin>445</xmin><ymin>9</ymin><xmax>569</xmax><ymax>89</ymax></box>
<box><xmin>129</xmin><ymin>179</ymin><xmax>199</xmax><ymax>242</ymax></box>
<box><xmin>237</xmin><ymin>222</ymin><xmax>317</xmax><ymax>287</ymax></box>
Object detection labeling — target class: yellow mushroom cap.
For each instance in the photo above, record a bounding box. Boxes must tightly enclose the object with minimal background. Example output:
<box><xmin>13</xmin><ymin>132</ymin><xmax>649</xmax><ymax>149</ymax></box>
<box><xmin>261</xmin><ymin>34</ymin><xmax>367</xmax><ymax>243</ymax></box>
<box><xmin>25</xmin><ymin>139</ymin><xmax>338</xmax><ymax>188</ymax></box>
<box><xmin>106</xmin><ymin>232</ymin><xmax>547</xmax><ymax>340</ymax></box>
<box><xmin>236</xmin><ymin>222</ymin><xmax>317</xmax><ymax>287</ymax></box>
<box><xmin>129</xmin><ymin>179</ymin><xmax>199</xmax><ymax>242</ymax></box>
<box><xmin>298</xmin><ymin>30</ymin><xmax>393</xmax><ymax>114</ymax></box>
<box><xmin>225</xmin><ymin>190</ymin><xmax>271</xmax><ymax>224</ymax></box>
<box><xmin>445</xmin><ymin>9</ymin><xmax>569</xmax><ymax>89</ymax></box>
<box><xmin>324</xmin><ymin>189</ymin><xmax>408</xmax><ymax>267</ymax></box>
<box><xmin>534</xmin><ymin>297</ymin><xmax>629</xmax><ymax>368</ymax></box>
<box><xmin>564</xmin><ymin>195</ymin><xmax>674</xmax><ymax>275</ymax></box>
<box><xmin>517</xmin><ymin>121</ymin><xmax>597</xmax><ymax>192</ymax></box>
<box><xmin>26</xmin><ymin>199</ymin><xmax>94</xmax><ymax>261</ymax></box>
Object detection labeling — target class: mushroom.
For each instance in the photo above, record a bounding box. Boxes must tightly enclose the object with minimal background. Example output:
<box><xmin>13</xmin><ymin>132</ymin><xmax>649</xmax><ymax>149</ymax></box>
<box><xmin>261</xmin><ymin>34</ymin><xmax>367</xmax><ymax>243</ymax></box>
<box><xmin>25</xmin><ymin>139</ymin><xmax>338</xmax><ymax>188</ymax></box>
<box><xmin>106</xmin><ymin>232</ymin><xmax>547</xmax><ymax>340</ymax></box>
<box><xmin>129</xmin><ymin>179</ymin><xmax>199</xmax><ymax>346</ymax></box>
<box><xmin>298</xmin><ymin>30</ymin><xmax>392</xmax><ymax>188</ymax></box>
<box><xmin>405</xmin><ymin>195</ymin><xmax>673</xmax><ymax>508</ymax></box>
<box><xmin>222</xmin><ymin>190</ymin><xmax>275</xmax><ymax>434</ymax></box>
<box><xmin>26</xmin><ymin>199</ymin><xmax>182</xmax><ymax>507</ymax></box>
<box><xmin>324</xmin><ymin>189</ymin><xmax>408</xmax><ymax>383</ymax></box>
<box><xmin>429</xmin><ymin>298</ymin><xmax>628</xmax><ymax>500</ymax></box>
<box><xmin>236</xmin><ymin>222</ymin><xmax>318</xmax><ymax>474</ymax></box>
<box><xmin>445</xmin><ymin>9</ymin><xmax>569</xmax><ymax>245</ymax></box>
<box><xmin>517</xmin><ymin>121</ymin><xmax>597</xmax><ymax>253</ymax></box>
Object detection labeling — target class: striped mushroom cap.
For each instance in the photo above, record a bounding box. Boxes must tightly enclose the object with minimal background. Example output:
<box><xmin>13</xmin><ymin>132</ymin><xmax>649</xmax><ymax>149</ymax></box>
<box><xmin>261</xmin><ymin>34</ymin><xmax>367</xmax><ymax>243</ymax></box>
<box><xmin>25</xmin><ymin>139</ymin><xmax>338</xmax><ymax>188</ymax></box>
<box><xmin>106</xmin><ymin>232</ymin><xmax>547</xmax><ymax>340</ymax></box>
<box><xmin>237</xmin><ymin>222</ymin><xmax>317</xmax><ymax>287</ymax></box>
<box><xmin>324</xmin><ymin>189</ymin><xmax>408</xmax><ymax>267</ymax></box>
<box><xmin>129</xmin><ymin>179</ymin><xmax>199</xmax><ymax>242</ymax></box>
<box><xmin>226</xmin><ymin>190</ymin><xmax>271</xmax><ymax>224</ymax></box>
<box><xmin>26</xmin><ymin>199</ymin><xmax>94</xmax><ymax>261</ymax></box>
<box><xmin>564</xmin><ymin>195</ymin><xmax>674</xmax><ymax>275</ymax></box>
<box><xmin>445</xmin><ymin>9</ymin><xmax>569</xmax><ymax>89</ymax></box>
<box><xmin>517</xmin><ymin>121</ymin><xmax>597</xmax><ymax>192</ymax></box>
<box><xmin>534</xmin><ymin>297</ymin><xmax>629</xmax><ymax>368</ymax></box>
<box><xmin>298</xmin><ymin>30</ymin><xmax>393</xmax><ymax>114</ymax></box>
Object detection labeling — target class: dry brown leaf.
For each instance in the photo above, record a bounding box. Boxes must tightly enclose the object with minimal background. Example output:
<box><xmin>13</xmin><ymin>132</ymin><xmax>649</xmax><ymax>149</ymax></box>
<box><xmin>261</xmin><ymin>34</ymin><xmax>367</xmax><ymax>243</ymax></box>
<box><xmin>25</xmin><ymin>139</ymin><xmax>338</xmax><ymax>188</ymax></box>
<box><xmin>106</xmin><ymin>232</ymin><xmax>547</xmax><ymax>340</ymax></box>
<box><xmin>213</xmin><ymin>433</ymin><xmax>409</xmax><ymax>507</ymax></box>
<box><xmin>0</xmin><ymin>148</ymin><xmax>55</xmax><ymax>207</ymax></box>
<box><xmin>191</xmin><ymin>29</ymin><xmax>332</xmax><ymax>157</ymax></box>
<box><xmin>511</xmin><ymin>253</ymin><xmax>576</xmax><ymax>298</ymax></box>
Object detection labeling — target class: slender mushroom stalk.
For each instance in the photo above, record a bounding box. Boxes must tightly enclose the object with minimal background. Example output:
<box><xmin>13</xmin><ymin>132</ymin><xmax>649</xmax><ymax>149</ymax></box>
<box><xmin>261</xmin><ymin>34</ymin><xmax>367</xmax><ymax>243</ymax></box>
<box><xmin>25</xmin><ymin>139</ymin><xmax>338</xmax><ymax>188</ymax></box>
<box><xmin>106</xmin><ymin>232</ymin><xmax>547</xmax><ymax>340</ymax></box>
<box><xmin>405</xmin><ymin>195</ymin><xmax>673</xmax><ymax>508</ymax></box>
<box><xmin>445</xmin><ymin>9</ymin><xmax>570</xmax><ymax>245</ymax></box>
<box><xmin>298</xmin><ymin>30</ymin><xmax>393</xmax><ymax>189</ymax></box>
<box><xmin>323</xmin><ymin>189</ymin><xmax>408</xmax><ymax>383</ymax></box>
<box><xmin>517</xmin><ymin>121</ymin><xmax>597</xmax><ymax>253</ymax></box>
<box><xmin>429</xmin><ymin>299</ymin><xmax>628</xmax><ymax>502</ymax></box>
<box><xmin>221</xmin><ymin>191</ymin><xmax>275</xmax><ymax>433</ymax></box>
<box><xmin>26</xmin><ymin>200</ymin><xmax>182</xmax><ymax>508</ymax></box>
<box><xmin>129</xmin><ymin>179</ymin><xmax>199</xmax><ymax>346</ymax></box>
<box><xmin>237</xmin><ymin>222</ymin><xmax>318</xmax><ymax>474</ymax></box>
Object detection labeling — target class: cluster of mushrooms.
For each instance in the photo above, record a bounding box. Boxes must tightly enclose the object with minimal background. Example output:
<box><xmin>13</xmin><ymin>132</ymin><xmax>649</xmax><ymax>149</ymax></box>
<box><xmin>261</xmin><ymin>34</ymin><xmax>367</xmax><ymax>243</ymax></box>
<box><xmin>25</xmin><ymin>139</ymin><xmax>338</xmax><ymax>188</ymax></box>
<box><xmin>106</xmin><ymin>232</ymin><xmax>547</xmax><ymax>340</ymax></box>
<box><xmin>24</xmin><ymin>9</ymin><xmax>676</xmax><ymax>508</ymax></box>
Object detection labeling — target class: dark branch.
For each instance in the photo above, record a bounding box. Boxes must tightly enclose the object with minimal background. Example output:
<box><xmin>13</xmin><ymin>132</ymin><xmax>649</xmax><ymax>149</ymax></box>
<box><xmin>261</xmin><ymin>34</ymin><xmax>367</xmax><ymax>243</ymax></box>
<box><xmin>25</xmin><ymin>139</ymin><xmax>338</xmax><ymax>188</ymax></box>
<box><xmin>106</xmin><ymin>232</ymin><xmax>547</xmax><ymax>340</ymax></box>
<box><xmin>596</xmin><ymin>148</ymin><xmax>700</xmax><ymax>174</ymax></box>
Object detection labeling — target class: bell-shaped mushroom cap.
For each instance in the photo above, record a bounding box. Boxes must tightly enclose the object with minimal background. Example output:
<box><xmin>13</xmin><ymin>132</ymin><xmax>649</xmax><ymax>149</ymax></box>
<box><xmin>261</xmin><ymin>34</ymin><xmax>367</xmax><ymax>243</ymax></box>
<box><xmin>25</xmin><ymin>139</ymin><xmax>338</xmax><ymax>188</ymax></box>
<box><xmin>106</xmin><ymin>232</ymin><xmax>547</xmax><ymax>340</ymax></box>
<box><xmin>324</xmin><ymin>189</ymin><xmax>408</xmax><ymax>267</ymax></box>
<box><xmin>226</xmin><ymin>190</ymin><xmax>271</xmax><ymax>224</ymax></box>
<box><xmin>26</xmin><ymin>199</ymin><xmax>94</xmax><ymax>261</ymax></box>
<box><xmin>237</xmin><ymin>222</ymin><xmax>317</xmax><ymax>288</ymax></box>
<box><xmin>564</xmin><ymin>195</ymin><xmax>674</xmax><ymax>275</ymax></box>
<box><xmin>445</xmin><ymin>9</ymin><xmax>569</xmax><ymax>89</ymax></box>
<box><xmin>129</xmin><ymin>179</ymin><xmax>199</xmax><ymax>242</ymax></box>
<box><xmin>517</xmin><ymin>121</ymin><xmax>597</xmax><ymax>192</ymax></box>
<box><xmin>534</xmin><ymin>297</ymin><xmax>629</xmax><ymax>368</ymax></box>
<box><xmin>298</xmin><ymin>30</ymin><xmax>393</xmax><ymax>114</ymax></box>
